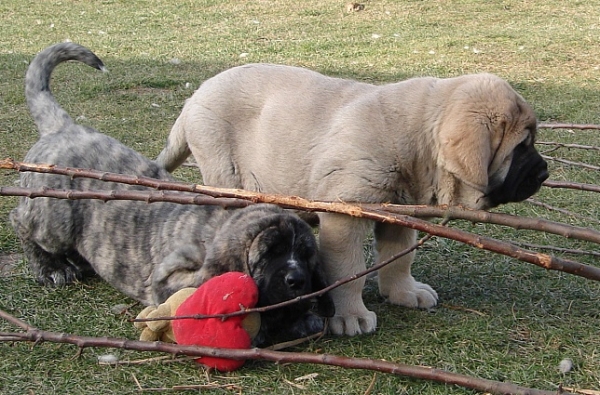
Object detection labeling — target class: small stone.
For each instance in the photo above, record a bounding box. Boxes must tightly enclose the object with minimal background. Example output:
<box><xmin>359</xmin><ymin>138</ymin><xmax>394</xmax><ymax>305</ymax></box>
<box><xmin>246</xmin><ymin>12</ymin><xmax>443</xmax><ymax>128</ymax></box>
<box><xmin>558</xmin><ymin>358</ymin><xmax>573</xmax><ymax>373</ymax></box>
<box><xmin>98</xmin><ymin>354</ymin><xmax>119</xmax><ymax>364</ymax></box>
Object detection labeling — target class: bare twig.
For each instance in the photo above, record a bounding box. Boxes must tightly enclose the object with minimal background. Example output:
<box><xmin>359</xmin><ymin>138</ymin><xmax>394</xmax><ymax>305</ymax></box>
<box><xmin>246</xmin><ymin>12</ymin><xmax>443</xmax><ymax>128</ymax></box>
<box><xmin>561</xmin><ymin>387</ymin><xmax>600</xmax><ymax>395</ymax></box>
<box><xmin>368</xmin><ymin>203</ymin><xmax>600</xmax><ymax>243</ymax></box>
<box><xmin>541</xmin><ymin>155</ymin><xmax>600</xmax><ymax>171</ymax></box>
<box><xmin>364</xmin><ymin>373</ymin><xmax>377</xmax><ymax>395</ymax></box>
<box><xmin>5</xmin><ymin>185</ymin><xmax>600</xmax><ymax>244</ymax></box>
<box><xmin>0</xmin><ymin>186</ymin><xmax>250</xmax><ymax>209</ymax></box>
<box><xmin>0</xmin><ymin>309</ymin><xmax>575</xmax><ymax>395</ymax></box>
<box><xmin>98</xmin><ymin>355</ymin><xmax>194</xmax><ymax>366</ymax></box>
<box><xmin>538</xmin><ymin>123</ymin><xmax>600</xmax><ymax>130</ymax></box>
<box><xmin>267</xmin><ymin>331</ymin><xmax>326</xmax><ymax>351</ymax></box>
<box><xmin>527</xmin><ymin>198</ymin><xmax>600</xmax><ymax>224</ymax></box>
<box><xmin>537</xmin><ymin>141</ymin><xmax>600</xmax><ymax>151</ymax></box>
<box><xmin>542</xmin><ymin>180</ymin><xmax>600</xmax><ymax>194</ymax></box>
<box><xmin>2</xmin><ymin>159</ymin><xmax>600</xmax><ymax>284</ymax></box>
<box><xmin>511</xmin><ymin>242</ymin><xmax>600</xmax><ymax>258</ymax></box>
<box><xmin>4</xmin><ymin>184</ymin><xmax>600</xmax><ymax>242</ymax></box>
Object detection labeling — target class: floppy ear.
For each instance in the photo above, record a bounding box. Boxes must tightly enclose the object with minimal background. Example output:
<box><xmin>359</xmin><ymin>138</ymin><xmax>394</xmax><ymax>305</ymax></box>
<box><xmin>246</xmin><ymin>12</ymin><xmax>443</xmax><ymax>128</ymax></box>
<box><xmin>202</xmin><ymin>208</ymin><xmax>285</xmax><ymax>277</ymax></box>
<box><xmin>311</xmin><ymin>263</ymin><xmax>335</xmax><ymax>317</ymax></box>
<box><xmin>438</xmin><ymin>114</ymin><xmax>492</xmax><ymax>190</ymax></box>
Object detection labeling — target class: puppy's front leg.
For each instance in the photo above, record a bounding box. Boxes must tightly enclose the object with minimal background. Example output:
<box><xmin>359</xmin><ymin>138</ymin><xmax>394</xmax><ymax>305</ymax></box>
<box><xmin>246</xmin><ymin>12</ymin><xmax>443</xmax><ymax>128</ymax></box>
<box><xmin>151</xmin><ymin>245</ymin><xmax>207</xmax><ymax>304</ymax></box>
<box><xmin>375</xmin><ymin>224</ymin><xmax>438</xmax><ymax>308</ymax></box>
<box><xmin>318</xmin><ymin>213</ymin><xmax>376</xmax><ymax>336</ymax></box>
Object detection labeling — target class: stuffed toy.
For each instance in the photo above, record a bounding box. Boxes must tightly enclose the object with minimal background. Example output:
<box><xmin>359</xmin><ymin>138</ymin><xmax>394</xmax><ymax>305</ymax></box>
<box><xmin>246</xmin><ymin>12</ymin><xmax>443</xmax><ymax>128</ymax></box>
<box><xmin>135</xmin><ymin>272</ymin><xmax>261</xmax><ymax>372</ymax></box>
<box><xmin>134</xmin><ymin>287</ymin><xmax>197</xmax><ymax>343</ymax></box>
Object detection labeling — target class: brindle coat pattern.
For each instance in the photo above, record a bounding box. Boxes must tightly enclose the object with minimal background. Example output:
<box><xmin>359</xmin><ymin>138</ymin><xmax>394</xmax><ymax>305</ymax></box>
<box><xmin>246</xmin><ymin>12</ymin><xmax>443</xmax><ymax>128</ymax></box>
<box><xmin>10</xmin><ymin>43</ymin><xmax>333</xmax><ymax>345</ymax></box>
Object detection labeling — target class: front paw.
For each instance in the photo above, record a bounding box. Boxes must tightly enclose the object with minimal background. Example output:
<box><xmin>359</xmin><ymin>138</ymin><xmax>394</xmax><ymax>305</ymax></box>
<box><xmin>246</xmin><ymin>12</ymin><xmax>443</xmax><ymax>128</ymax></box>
<box><xmin>328</xmin><ymin>309</ymin><xmax>377</xmax><ymax>336</ymax></box>
<box><xmin>281</xmin><ymin>313</ymin><xmax>327</xmax><ymax>340</ymax></box>
<box><xmin>36</xmin><ymin>265</ymin><xmax>83</xmax><ymax>287</ymax></box>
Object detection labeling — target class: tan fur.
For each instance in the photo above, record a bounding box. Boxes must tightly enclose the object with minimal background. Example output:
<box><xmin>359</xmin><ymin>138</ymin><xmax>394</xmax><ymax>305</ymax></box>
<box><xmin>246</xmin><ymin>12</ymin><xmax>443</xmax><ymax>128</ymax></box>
<box><xmin>157</xmin><ymin>65</ymin><xmax>547</xmax><ymax>336</ymax></box>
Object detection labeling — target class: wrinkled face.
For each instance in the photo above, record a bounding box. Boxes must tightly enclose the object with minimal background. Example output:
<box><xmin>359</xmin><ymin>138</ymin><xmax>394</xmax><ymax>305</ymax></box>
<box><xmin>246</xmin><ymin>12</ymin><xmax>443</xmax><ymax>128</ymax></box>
<box><xmin>248</xmin><ymin>219</ymin><xmax>320</xmax><ymax>310</ymax></box>
<box><xmin>439</xmin><ymin>76</ymin><xmax>549</xmax><ymax>210</ymax></box>
<box><xmin>199</xmin><ymin>205</ymin><xmax>335</xmax><ymax>346</ymax></box>
<box><xmin>246</xmin><ymin>216</ymin><xmax>334</xmax><ymax>346</ymax></box>
<box><xmin>478</xmin><ymin>100</ymin><xmax>549</xmax><ymax>209</ymax></box>
<box><xmin>484</xmin><ymin>133</ymin><xmax>549</xmax><ymax>207</ymax></box>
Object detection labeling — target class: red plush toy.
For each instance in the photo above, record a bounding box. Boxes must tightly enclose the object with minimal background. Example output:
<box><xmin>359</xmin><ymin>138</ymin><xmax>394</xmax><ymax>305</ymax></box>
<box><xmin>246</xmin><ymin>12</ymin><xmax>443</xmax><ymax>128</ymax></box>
<box><xmin>172</xmin><ymin>272</ymin><xmax>261</xmax><ymax>372</ymax></box>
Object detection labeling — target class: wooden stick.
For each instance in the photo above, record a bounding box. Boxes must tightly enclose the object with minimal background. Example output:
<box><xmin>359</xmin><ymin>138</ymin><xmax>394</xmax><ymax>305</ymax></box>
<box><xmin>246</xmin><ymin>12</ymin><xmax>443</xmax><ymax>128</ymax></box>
<box><xmin>4</xmin><ymin>185</ymin><xmax>600</xmax><ymax>243</ymax></box>
<box><xmin>0</xmin><ymin>309</ymin><xmax>574</xmax><ymax>395</ymax></box>
<box><xmin>527</xmin><ymin>199</ymin><xmax>600</xmax><ymax>224</ymax></box>
<box><xmin>538</xmin><ymin>123</ymin><xmax>600</xmax><ymax>130</ymax></box>
<box><xmin>542</xmin><ymin>180</ymin><xmax>600</xmax><ymax>194</ymax></box>
<box><xmin>542</xmin><ymin>155</ymin><xmax>600</xmax><ymax>171</ymax></box>
<box><xmin>537</xmin><ymin>141</ymin><xmax>600</xmax><ymax>151</ymax></box>
<box><xmin>2</xmin><ymin>159</ymin><xmax>600</xmax><ymax>283</ymax></box>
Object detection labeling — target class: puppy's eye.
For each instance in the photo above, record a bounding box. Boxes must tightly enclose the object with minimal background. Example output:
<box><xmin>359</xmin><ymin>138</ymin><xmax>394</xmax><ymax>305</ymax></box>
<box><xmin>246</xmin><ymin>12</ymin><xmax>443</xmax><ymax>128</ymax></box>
<box><xmin>296</xmin><ymin>244</ymin><xmax>317</xmax><ymax>262</ymax></box>
<box><xmin>270</xmin><ymin>243</ymin><xmax>287</xmax><ymax>256</ymax></box>
<box><xmin>520</xmin><ymin>133</ymin><xmax>532</xmax><ymax>147</ymax></box>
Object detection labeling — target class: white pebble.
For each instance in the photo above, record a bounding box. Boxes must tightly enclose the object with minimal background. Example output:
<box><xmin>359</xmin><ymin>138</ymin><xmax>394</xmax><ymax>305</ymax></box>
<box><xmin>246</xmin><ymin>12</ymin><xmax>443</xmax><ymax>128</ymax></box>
<box><xmin>98</xmin><ymin>354</ymin><xmax>119</xmax><ymax>364</ymax></box>
<box><xmin>110</xmin><ymin>304</ymin><xmax>129</xmax><ymax>315</ymax></box>
<box><xmin>558</xmin><ymin>358</ymin><xmax>573</xmax><ymax>373</ymax></box>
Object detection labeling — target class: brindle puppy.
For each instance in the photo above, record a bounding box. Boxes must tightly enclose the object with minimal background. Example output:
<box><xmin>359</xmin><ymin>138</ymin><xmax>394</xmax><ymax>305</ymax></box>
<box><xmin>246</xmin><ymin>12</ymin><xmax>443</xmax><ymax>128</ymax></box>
<box><xmin>10</xmin><ymin>43</ymin><xmax>333</xmax><ymax>345</ymax></box>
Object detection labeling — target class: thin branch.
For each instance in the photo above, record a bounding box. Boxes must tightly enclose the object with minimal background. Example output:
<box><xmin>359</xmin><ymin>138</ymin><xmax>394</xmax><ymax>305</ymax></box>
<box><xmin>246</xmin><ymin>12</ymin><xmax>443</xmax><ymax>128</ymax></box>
<box><xmin>542</xmin><ymin>180</ymin><xmax>600</xmax><ymax>194</ymax></box>
<box><xmin>0</xmin><ymin>186</ymin><xmax>251</xmax><ymax>209</ymax></box>
<box><xmin>542</xmin><ymin>155</ymin><xmax>600</xmax><ymax>171</ymax></box>
<box><xmin>4</xmin><ymin>185</ymin><xmax>600</xmax><ymax>246</ymax></box>
<box><xmin>367</xmin><ymin>203</ymin><xmax>600</xmax><ymax>243</ymax></box>
<box><xmin>2</xmin><ymin>159</ymin><xmax>600</xmax><ymax>283</ymax></box>
<box><xmin>98</xmin><ymin>355</ymin><xmax>195</xmax><ymax>366</ymax></box>
<box><xmin>527</xmin><ymin>199</ymin><xmax>600</xmax><ymax>225</ymax></box>
<box><xmin>0</xmin><ymin>310</ymin><xmax>575</xmax><ymax>395</ymax></box>
<box><xmin>537</xmin><ymin>141</ymin><xmax>600</xmax><ymax>151</ymax></box>
<box><xmin>4</xmin><ymin>185</ymin><xmax>600</xmax><ymax>242</ymax></box>
<box><xmin>512</xmin><ymin>241</ymin><xmax>600</xmax><ymax>258</ymax></box>
<box><xmin>538</xmin><ymin>123</ymin><xmax>600</xmax><ymax>130</ymax></box>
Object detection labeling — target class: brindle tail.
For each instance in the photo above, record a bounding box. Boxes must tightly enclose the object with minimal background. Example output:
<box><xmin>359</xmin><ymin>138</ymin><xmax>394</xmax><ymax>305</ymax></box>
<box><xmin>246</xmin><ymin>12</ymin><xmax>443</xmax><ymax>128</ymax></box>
<box><xmin>25</xmin><ymin>42</ymin><xmax>106</xmax><ymax>137</ymax></box>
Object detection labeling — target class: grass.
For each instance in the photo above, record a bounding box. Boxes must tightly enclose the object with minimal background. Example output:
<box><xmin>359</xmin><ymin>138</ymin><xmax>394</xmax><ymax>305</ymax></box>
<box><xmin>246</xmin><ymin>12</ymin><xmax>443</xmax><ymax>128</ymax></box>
<box><xmin>1</xmin><ymin>0</ymin><xmax>599</xmax><ymax>394</ymax></box>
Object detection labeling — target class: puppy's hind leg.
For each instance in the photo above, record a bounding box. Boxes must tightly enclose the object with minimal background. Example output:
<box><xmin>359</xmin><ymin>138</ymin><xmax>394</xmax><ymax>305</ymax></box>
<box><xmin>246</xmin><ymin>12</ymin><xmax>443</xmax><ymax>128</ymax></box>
<box><xmin>375</xmin><ymin>224</ymin><xmax>438</xmax><ymax>309</ymax></box>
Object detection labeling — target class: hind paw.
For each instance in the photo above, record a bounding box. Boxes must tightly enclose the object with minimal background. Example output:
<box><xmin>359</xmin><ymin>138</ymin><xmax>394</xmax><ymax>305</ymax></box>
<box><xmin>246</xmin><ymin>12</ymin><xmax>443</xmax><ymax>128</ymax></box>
<box><xmin>384</xmin><ymin>278</ymin><xmax>438</xmax><ymax>309</ymax></box>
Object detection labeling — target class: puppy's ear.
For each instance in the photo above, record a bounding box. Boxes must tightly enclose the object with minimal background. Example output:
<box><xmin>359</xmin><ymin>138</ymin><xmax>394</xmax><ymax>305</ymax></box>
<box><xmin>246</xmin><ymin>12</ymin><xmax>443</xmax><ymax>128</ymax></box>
<box><xmin>438</xmin><ymin>114</ymin><xmax>492</xmax><ymax>191</ymax></box>
<box><xmin>311</xmin><ymin>263</ymin><xmax>335</xmax><ymax>318</ymax></box>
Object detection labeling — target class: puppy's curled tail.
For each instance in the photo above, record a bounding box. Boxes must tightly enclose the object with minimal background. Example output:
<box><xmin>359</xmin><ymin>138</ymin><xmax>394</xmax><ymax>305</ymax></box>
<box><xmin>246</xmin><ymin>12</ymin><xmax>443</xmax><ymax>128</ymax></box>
<box><xmin>155</xmin><ymin>113</ymin><xmax>191</xmax><ymax>172</ymax></box>
<box><xmin>26</xmin><ymin>42</ymin><xmax>106</xmax><ymax>136</ymax></box>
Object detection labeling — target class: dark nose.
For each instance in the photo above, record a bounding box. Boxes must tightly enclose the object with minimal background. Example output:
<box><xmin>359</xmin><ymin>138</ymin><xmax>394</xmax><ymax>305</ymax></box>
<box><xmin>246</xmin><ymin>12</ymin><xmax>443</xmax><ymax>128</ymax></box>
<box><xmin>285</xmin><ymin>271</ymin><xmax>306</xmax><ymax>290</ymax></box>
